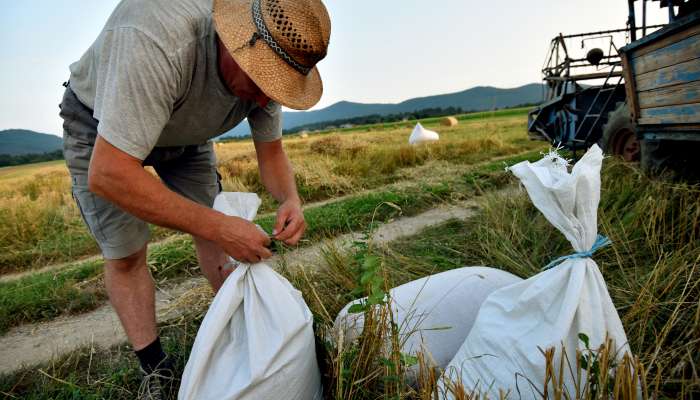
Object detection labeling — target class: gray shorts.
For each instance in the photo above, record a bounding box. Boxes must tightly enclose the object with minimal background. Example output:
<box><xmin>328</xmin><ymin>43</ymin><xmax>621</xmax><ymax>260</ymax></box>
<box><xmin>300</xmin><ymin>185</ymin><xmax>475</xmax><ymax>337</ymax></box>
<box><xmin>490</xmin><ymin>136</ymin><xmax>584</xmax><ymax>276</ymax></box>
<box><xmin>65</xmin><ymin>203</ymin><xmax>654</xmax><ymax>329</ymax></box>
<box><xmin>60</xmin><ymin>86</ymin><xmax>221</xmax><ymax>260</ymax></box>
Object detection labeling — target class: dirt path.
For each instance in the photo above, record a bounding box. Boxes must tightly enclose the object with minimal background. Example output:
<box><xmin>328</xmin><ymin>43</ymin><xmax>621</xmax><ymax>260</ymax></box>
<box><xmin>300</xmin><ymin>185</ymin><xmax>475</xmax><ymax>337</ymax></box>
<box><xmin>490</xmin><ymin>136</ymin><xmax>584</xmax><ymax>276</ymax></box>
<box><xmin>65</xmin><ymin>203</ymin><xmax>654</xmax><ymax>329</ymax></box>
<box><xmin>0</xmin><ymin>235</ymin><xmax>186</xmax><ymax>284</ymax></box>
<box><xmin>0</xmin><ymin>150</ymin><xmax>530</xmax><ymax>284</ymax></box>
<box><xmin>0</xmin><ymin>200</ymin><xmax>480</xmax><ymax>375</ymax></box>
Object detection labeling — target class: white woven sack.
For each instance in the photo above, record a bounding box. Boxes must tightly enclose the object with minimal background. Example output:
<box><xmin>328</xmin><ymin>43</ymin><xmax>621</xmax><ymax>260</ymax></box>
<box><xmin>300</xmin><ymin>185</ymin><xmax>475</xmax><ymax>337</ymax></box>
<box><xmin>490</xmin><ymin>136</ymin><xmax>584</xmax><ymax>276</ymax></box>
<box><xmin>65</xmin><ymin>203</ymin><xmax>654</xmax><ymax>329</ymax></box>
<box><xmin>409</xmin><ymin>122</ymin><xmax>439</xmax><ymax>144</ymax></box>
<box><xmin>335</xmin><ymin>267</ymin><xmax>522</xmax><ymax>384</ymax></box>
<box><xmin>178</xmin><ymin>192</ymin><xmax>322</xmax><ymax>400</ymax></box>
<box><xmin>439</xmin><ymin>145</ymin><xmax>631</xmax><ymax>398</ymax></box>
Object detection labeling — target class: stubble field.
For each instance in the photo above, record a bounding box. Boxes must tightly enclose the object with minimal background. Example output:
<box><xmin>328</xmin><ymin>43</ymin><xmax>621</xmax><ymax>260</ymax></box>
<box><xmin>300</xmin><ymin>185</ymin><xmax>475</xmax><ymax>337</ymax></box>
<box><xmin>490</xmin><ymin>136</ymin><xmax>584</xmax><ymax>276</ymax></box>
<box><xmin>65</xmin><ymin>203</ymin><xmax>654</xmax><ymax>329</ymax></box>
<box><xmin>0</xmin><ymin>108</ymin><xmax>698</xmax><ymax>399</ymax></box>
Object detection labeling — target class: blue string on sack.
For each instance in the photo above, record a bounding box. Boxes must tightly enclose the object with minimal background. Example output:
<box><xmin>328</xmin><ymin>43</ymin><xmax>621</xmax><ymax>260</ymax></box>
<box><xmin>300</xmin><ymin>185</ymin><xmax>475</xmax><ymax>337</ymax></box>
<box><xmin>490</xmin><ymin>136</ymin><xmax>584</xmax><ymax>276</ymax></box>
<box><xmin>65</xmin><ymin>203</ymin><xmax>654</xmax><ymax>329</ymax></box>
<box><xmin>542</xmin><ymin>234</ymin><xmax>612</xmax><ymax>271</ymax></box>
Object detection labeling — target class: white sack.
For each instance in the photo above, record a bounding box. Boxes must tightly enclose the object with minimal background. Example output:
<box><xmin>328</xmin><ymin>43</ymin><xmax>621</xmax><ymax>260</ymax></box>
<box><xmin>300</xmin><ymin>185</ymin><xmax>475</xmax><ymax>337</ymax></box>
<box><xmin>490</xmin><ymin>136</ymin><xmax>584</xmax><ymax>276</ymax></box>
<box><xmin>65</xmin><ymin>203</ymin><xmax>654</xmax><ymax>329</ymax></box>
<box><xmin>439</xmin><ymin>145</ymin><xmax>631</xmax><ymax>399</ymax></box>
<box><xmin>335</xmin><ymin>267</ymin><xmax>522</xmax><ymax>382</ymax></box>
<box><xmin>408</xmin><ymin>122</ymin><xmax>440</xmax><ymax>145</ymax></box>
<box><xmin>178</xmin><ymin>192</ymin><xmax>322</xmax><ymax>400</ymax></box>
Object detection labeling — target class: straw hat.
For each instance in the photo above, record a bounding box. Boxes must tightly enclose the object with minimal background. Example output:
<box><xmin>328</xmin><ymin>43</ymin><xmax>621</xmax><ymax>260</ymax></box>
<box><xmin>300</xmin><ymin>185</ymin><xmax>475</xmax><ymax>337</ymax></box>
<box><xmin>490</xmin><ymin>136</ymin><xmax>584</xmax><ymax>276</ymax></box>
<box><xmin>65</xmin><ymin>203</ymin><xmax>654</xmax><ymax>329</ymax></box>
<box><xmin>213</xmin><ymin>0</ymin><xmax>331</xmax><ymax>110</ymax></box>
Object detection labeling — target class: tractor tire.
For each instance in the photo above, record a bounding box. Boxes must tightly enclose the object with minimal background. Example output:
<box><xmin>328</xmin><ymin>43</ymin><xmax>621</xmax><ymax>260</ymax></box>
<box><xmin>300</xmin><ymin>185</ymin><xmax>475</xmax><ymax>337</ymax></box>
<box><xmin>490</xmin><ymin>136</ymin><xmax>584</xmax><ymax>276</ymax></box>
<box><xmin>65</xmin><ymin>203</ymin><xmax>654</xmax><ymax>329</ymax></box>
<box><xmin>599</xmin><ymin>102</ymin><xmax>640</xmax><ymax>161</ymax></box>
<box><xmin>641</xmin><ymin>139</ymin><xmax>674</xmax><ymax>176</ymax></box>
<box><xmin>641</xmin><ymin>138</ymin><xmax>700</xmax><ymax>181</ymax></box>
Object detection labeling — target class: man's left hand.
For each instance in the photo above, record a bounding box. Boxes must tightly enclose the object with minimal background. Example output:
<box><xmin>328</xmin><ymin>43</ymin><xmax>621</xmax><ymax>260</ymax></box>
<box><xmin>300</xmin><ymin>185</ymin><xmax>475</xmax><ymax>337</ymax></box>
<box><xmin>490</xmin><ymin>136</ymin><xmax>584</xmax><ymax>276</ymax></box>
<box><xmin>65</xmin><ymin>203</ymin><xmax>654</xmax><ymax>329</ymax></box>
<box><xmin>273</xmin><ymin>198</ymin><xmax>306</xmax><ymax>245</ymax></box>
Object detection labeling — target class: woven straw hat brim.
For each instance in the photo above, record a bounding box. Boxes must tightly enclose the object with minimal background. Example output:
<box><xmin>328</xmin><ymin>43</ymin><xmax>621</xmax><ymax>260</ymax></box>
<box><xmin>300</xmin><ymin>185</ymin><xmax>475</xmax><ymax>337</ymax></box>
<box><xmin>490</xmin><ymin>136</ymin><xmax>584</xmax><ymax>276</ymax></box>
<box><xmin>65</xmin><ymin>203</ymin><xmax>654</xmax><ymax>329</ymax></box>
<box><xmin>213</xmin><ymin>0</ymin><xmax>323</xmax><ymax>110</ymax></box>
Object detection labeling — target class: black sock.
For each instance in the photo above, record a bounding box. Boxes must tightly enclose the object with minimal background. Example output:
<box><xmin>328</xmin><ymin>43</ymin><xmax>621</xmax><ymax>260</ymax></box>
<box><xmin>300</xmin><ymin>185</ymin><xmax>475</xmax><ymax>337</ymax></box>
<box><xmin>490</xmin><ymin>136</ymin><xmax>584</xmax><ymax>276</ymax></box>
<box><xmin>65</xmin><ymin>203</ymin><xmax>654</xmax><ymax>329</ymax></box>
<box><xmin>135</xmin><ymin>337</ymin><xmax>169</xmax><ymax>374</ymax></box>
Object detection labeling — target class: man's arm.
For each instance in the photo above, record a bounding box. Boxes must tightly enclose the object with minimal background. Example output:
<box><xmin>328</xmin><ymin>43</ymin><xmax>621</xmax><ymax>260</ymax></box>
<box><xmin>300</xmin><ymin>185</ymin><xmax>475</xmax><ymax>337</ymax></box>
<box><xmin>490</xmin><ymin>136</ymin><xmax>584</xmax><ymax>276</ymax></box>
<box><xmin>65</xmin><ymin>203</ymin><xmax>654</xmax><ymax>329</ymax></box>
<box><xmin>254</xmin><ymin>139</ymin><xmax>306</xmax><ymax>245</ymax></box>
<box><xmin>88</xmin><ymin>135</ymin><xmax>271</xmax><ymax>262</ymax></box>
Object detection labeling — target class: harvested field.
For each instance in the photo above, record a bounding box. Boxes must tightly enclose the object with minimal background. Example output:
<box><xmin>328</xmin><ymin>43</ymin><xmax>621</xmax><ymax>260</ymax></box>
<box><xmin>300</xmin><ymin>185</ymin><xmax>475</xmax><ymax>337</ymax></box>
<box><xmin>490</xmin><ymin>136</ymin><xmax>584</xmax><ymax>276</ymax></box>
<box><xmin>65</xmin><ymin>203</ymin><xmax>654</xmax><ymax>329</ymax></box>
<box><xmin>1</xmin><ymin>110</ymin><xmax>697</xmax><ymax>399</ymax></box>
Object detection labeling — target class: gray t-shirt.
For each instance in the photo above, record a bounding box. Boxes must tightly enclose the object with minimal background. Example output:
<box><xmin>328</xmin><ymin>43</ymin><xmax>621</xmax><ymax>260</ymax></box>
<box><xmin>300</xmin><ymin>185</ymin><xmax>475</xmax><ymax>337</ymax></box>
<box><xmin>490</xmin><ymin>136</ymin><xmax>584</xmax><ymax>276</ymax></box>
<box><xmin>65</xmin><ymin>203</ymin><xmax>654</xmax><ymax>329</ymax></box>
<box><xmin>68</xmin><ymin>0</ymin><xmax>282</xmax><ymax>160</ymax></box>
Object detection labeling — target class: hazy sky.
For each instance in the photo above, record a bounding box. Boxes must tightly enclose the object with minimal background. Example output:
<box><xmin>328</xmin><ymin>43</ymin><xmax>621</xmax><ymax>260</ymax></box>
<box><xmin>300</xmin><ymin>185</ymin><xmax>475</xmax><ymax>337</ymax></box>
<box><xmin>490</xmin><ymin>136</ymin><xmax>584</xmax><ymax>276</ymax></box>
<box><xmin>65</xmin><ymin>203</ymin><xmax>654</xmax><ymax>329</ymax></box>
<box><xmin>0</xmin><ymin>1</ymin><xmax>669</xmax><ymax>136</ymax></box>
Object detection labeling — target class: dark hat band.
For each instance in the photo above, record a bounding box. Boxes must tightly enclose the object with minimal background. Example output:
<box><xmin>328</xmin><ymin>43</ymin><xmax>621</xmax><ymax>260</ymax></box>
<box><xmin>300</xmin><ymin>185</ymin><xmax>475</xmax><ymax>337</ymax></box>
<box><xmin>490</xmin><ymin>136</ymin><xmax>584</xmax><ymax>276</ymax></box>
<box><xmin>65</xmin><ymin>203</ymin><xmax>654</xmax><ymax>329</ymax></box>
<box><xmin>251</xmin><ymin>0</ymin><xmax>312</xmax><ymax>75</ymax></box>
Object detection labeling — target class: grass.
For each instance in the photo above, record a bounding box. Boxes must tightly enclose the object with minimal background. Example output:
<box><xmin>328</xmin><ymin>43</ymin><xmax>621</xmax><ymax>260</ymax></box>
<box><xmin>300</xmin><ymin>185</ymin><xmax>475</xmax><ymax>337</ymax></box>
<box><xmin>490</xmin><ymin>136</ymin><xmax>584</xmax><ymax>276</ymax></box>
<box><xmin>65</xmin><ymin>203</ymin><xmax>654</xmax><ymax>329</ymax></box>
<box><xmin>0</xmin><ymin>150</ymin><xmax>545</xmax><ymax>334</ymax></box>
<box><xmin>0</xmin><ymin>260</ymin><xmax>105</xmax><ymax>334</ymax></box>
<box><xmin>0</xmin><ymin>237</ymin><xmax>200</xmax><ymax>334</ymax></box>
<box><xmin>3</xmin><ymin>156</ymin><xmax>697</xmax><ymax>398</ymax></box>
<box><xmin>0</xmin><ymin>108</ymin><xmax>538</xmax><ymax>274</ymax></box>
<box><xmin>287</xmin><ymin>157</ymin><xmax>700</xmax><ymax>399</ymax></box>
<box><xmin>0</xmin><ymin>159</ymin><xmax>65</xmax><ymax>180</ymax></box>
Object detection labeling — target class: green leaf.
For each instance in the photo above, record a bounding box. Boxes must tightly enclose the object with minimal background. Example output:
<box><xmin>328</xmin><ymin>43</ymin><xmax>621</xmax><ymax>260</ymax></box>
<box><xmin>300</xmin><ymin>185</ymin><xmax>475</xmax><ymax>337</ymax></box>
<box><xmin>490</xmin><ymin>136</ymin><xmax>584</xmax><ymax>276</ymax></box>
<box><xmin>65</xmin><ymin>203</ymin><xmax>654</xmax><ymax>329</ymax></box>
<box><xmin>370</xmin><ymin>275</ymin><xmax>384</xmax><ymax>287</ymax></box>
<box><xmin>368</xmin><ymin>292</ymin><xmax>385</xmax><ymax>304</ymax></box>
<box><xmin>363</xmin><ymin>254</ymin><xmax>379</xmax><ymax>267</ymax></box>
<box><xmin>348</xmin><ymin>303</ymin><xmax>366</xmax><ymax>314</ymax></box>
<box><xmin>578</xmin><ymin>332</ymin><xmax>590</xmax><ymax>348</ymax></box>
<box><xmin>401</xmin><ymin>353</ymin><xmax>419</xmax><ymax>367</ymax></box>
<box><xmin>580</xmin><ymin>355</ymin><xmax>589</xmax><ymax>370</ymax></box>
<box><xmin>379</xmin><ymin>357</ymin><xmax>394</xmax><ymax>367</ymax></box>
<box><xmin>359</xmin><ymin>271</ymin><xmax>374</xmax><ymax>285</ymax></box>
<box><xmin>370</xmin><ymin>280</ymin><xmax>384</xmax><ymax>293</ymax></box>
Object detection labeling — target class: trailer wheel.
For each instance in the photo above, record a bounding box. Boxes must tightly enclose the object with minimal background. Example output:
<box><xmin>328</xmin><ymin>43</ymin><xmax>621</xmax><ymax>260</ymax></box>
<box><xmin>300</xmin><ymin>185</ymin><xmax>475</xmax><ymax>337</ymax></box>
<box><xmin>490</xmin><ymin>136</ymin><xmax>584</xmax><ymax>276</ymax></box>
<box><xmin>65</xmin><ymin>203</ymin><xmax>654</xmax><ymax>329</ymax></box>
<box><xmin>599</xmin><ymin>102</ymin><xmax>640</xmax><ymax>161</ymax></box>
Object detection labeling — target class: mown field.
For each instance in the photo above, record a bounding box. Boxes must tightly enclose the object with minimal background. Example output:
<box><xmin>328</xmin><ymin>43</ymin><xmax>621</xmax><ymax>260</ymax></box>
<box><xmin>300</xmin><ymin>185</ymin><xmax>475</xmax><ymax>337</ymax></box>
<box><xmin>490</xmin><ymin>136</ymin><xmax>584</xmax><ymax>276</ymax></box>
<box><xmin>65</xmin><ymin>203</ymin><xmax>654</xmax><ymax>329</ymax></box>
<box><xmin>0</xmin><ymin>108</ymin><xmax>535</xmax><ymax>275</ymax></box>
<box><xmin>0</xmin><ymin>109</ymin><xmax>541</xmax><ymax>334</ymax></box>
<box><xmin>0</xmin><ymin>108</ymin><xmax>698</xmax><ymax>399</ymax></box>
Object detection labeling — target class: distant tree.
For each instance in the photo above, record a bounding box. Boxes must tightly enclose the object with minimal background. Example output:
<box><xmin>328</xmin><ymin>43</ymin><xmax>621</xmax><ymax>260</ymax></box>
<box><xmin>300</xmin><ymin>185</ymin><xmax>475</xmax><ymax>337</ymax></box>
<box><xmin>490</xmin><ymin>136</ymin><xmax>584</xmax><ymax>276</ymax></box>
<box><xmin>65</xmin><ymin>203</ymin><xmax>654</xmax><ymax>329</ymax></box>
<box><xmin>285</xmin><ymin>106</ymin><xmax>468</xmax><ymax>134</ymax></box>
<box><xmin>0</xmin><ymin>150</ymin><xmax>64</xmax><ymax>167</ymax></box>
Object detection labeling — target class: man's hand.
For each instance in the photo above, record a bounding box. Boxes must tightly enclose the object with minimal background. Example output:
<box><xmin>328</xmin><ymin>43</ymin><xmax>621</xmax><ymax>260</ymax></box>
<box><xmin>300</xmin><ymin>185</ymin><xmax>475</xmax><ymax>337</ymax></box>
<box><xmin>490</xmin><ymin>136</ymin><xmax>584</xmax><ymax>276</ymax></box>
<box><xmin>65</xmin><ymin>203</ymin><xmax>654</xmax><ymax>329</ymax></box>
<box><xmin>88</xmin><ymin>136</ymin><xmax>273</xmax><ymax>265</ymax></box>
<box><xmin>215</xmin><ymin>216</ymin><xmax>272</xmax><ymax>263</ymax></box>
<box><xmin>254</xmin><ymin>139</ymin><xmax>306</xmax><ymax>246</ymax></box>
<box><xmin>273</xmin><ymin>198</ymin><xmax>306</xmax><ymax>245</ymax></box>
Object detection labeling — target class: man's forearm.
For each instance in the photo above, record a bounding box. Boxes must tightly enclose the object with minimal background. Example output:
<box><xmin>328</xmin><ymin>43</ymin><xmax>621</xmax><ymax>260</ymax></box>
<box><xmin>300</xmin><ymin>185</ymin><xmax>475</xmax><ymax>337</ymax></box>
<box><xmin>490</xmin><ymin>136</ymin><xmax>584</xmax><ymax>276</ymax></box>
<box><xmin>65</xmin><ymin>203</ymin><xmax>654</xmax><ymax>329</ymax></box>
<box><xmin>88</xmin><ymin>137</ymin><xmax>222</xmax><ymax>241</ymax></box>
<box><xmin>255</xmin><ymin>140</ymin><xmax>300</xmax><ymax>204</ymax></box>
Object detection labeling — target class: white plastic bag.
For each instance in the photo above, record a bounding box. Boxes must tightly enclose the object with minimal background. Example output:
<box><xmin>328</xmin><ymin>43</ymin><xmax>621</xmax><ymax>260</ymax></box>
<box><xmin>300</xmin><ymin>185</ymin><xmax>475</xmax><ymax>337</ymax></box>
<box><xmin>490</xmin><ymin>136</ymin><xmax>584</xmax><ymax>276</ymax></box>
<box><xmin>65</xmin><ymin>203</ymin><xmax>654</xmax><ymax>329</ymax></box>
<box><xmin>409</xmin><ymin>122</ymin><xmax>440</xmax><ymax>145</ymax></box>
<box><xmin>335</xmin><ymin>267</ymin><xmax>522</xmax><ymax>383</ymax></box>
<box><xmin>439</xmin><ymin>145</ymin><xmax>631</xmax><ymax>398</ymax></box>
<box><xmin>178</xmin><ymin>192</ymin><xmax>322</xmax><ymax>400</ymax></box>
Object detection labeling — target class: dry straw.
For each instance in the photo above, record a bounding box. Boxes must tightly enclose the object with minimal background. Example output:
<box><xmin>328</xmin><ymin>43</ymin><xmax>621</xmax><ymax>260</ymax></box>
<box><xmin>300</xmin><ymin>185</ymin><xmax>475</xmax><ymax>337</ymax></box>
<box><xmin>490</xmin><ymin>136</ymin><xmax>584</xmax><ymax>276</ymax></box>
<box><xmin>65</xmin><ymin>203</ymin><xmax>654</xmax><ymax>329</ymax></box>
<box><xmin>442</xmin><ymin>117</ymin><xmax>459</xmax><ymax>127</ymax></box>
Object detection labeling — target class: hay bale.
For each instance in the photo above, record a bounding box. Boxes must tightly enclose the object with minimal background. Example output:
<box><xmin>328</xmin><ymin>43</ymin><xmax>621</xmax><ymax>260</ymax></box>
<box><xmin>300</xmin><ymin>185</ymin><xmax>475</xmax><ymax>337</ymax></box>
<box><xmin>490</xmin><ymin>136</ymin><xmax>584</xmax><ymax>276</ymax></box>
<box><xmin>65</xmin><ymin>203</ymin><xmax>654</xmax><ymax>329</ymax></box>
<box><xmin>300</xmin><ymin>132</ymin><xmax>309</xmax><ymax>139</ymax></box>
<box><xmin>441</xmin><ymin>116</ymin><xmax>458</xmax><ymax>127</ymax></box>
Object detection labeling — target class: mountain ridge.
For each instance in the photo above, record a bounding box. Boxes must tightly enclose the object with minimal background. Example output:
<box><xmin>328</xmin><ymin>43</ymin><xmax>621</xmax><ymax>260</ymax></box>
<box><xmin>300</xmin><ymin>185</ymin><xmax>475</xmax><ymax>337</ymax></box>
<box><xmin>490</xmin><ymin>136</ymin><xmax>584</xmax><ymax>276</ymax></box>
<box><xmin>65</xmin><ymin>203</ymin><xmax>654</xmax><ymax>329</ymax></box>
<box><xmin>223</xmin><ymin>83</ymin><xmax>544</xmax><ymax>137</ymax></box>
<box><xmin>0</xmin><ymin>129</ymin><xmax>63</xmax><ymax>156</ymax></box>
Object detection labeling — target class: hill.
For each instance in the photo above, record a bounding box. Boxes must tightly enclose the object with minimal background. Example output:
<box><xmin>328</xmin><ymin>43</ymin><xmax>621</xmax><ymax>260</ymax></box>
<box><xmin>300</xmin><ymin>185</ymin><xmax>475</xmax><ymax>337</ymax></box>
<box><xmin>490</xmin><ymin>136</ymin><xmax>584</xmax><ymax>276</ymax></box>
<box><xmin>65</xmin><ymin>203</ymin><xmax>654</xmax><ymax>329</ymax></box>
<box><xmin>223</xmin><ymin>83</ymin><xmax>544</xmax><ymax>137</ymax></box>
<box><xmin>0</xmin><ymin>130</ymin><xmax>63</xmax><ymax>156</ymax></box>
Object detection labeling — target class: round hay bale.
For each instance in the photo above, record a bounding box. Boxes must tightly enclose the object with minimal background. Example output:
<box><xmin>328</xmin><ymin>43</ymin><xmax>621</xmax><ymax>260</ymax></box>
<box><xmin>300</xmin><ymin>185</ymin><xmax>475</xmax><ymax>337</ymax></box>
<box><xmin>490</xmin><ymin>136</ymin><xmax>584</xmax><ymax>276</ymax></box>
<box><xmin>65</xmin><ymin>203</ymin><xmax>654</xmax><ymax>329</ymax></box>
<box><xmin>441</xmin><ymin>116</ymin><xmax>458</xmax><ymax>127</ymax></box>
<box><xmin>300</xmin><ymin>132</ymin><xmax>309</xmax><ymax>139</ymax></box>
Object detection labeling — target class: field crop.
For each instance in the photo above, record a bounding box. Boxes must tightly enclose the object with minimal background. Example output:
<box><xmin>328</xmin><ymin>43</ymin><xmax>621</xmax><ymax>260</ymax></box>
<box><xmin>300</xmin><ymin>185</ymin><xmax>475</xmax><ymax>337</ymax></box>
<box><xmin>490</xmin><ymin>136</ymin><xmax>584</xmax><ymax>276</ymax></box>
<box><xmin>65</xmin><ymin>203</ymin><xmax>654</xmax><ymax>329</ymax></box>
<box><xmin>0</xmin><ymin>150</ymin><xmax>544</xmax><ymax>333</ymax></box>
<box><xmin>2</xmin><ymin>108</ymin><xmax>695</xmax><ymax>399</ymax></box>
<box><xmin>2</xmin><ymin>158</ymin><xmax>698</xmax><ymax>399</ymax></box>
<box><xmin>287</xmin><ymin>158</ymin><xmax>700</xmax><ymax>399</ymax></box>
<box><xmin>0</xmin><ymin>109</ymin><xmax>538</xmax><ymax>274</ymax></box>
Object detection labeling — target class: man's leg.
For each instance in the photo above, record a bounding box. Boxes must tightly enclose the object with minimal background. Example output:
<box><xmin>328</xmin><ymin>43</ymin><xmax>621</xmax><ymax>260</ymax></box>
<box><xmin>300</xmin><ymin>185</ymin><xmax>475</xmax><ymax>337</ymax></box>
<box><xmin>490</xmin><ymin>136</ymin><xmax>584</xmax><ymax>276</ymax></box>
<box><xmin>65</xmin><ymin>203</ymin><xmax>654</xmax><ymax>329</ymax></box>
<box><xmin>150</xmin><ymin>143</ymin><xmax>230</xmax><ymax>292</ymax></box>
<box><xmin>193</xmin><ymin>236</ymin><xmax>231</xmax><ymax>292</ymax></box>
<box><xmin>61</xmin><ymin>85</ymin><xmax>174</xmax><ymax>399</ymax></box>
<box><xmin>103</xmin><ymin>244</ymin><xmax>157</xmax><ymax>351</ymax></box>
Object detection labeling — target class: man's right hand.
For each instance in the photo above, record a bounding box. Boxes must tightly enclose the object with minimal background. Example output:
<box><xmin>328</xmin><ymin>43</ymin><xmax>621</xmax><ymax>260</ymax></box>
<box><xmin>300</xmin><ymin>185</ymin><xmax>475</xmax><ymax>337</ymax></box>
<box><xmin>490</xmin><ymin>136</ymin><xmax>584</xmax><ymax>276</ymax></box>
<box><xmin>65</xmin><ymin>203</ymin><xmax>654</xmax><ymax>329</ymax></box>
<box><xmin>214</xmin><ymin>215</ymin><xmax>272</xmax><ymax>264</ymax></box>
<box><xmin>88</xmin><ymin>137</ymin><xmax>273</xmax><ymax>265</ymax></box>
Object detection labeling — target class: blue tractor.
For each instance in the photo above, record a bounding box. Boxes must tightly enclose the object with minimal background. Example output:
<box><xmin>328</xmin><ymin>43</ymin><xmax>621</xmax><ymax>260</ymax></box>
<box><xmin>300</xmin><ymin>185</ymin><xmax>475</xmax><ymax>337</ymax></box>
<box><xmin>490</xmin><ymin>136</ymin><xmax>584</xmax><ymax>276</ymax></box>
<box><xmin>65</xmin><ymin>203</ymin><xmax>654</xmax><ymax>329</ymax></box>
<box><xmin>528</xmin><ymin>0</ymin><xmax>700</xmax><ymax>176</ymax></box>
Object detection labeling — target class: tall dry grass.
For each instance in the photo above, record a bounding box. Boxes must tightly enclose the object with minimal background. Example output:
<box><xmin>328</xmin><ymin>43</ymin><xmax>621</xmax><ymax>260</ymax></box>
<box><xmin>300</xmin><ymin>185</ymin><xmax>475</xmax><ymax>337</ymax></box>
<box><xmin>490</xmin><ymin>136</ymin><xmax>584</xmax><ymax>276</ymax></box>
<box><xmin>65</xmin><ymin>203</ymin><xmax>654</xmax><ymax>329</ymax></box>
<box><xmin>2</xmin><ymin>156</ymin><xmax>697</xmax><ymax>399</ymax></box>
<box><xmin>216</xmin><ymin>117</ymin><xmax>532</xmax><ymax>207</ymax></box>
<box><xmin>280</xmin><ymin>158</ymin><xmax>699</xmax><ymax>399</ymax></box>
<box><xmin>0</xmin><ymin>114</ymin><xmax>537</xmax><ymax>273</ymax></box>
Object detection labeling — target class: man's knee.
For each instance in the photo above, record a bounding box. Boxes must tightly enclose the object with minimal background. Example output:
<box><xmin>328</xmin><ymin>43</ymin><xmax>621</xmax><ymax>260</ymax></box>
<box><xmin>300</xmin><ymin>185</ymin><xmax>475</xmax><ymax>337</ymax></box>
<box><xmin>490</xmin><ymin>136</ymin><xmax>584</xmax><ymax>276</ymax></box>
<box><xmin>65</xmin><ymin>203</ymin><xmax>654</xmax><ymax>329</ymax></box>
<box><xmin>105</xmin><ymin>245</ymin><xmax>148</xmax><ymax>273</ymax></box>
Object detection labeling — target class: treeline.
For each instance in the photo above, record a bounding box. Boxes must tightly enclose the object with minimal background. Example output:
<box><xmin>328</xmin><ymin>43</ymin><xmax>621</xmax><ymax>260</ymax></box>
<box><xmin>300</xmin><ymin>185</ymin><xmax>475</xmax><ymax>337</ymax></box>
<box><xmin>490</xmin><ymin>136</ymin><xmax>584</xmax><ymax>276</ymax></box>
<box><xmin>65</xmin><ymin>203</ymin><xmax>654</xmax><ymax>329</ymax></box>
<box><xmin>219</xmin><ymin>102</ymin><xmax>540</xmax><ymax>142</ymax></box>
<box><xmin>285</xmin><ymin>106</ymin><xmax>466</xmax><ymax>134</ymax></box>
<box><xmin>0</xmin><ymin>150</ymin><xmax>64</xmax><ymax>167</ymax></box>
<box><xmin>284</xmin><ymin>103</ymin><xmax>538</xmax><ymax>134</ymax></box>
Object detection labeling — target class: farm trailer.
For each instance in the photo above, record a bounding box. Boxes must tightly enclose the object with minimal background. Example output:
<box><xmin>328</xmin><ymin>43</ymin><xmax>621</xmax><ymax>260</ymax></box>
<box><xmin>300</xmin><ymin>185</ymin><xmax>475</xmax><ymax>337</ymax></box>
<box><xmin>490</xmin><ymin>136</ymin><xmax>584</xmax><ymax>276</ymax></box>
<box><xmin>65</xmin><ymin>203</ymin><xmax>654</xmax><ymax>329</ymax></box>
<box><xmin>527</xmin><ymin>0</ymin><xmax>700</xmax><ymax>176</ymax></box>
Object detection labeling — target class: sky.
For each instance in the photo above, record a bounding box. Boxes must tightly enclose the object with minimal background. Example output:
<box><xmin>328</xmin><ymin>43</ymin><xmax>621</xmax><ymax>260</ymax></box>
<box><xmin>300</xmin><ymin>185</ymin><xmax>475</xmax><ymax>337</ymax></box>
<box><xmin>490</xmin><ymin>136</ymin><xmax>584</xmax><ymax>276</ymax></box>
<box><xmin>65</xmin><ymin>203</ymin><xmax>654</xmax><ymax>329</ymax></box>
<box><xmin>0</xmin><ymin>0</ymin><xmax>670</xmax><ymax>137</ymax></box>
